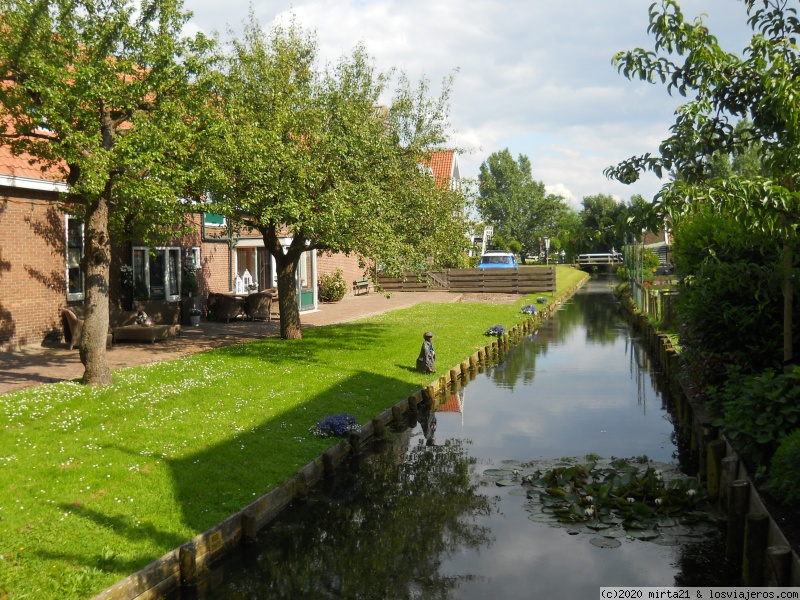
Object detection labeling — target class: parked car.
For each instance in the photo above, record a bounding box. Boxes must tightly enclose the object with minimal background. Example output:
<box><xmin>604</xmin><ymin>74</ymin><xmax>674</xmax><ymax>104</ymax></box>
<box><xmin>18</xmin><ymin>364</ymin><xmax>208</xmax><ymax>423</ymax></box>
<box><xmin>477</xmin><ymin>251</ymin><xmax>519</xmax><ymax>269</ymax></box>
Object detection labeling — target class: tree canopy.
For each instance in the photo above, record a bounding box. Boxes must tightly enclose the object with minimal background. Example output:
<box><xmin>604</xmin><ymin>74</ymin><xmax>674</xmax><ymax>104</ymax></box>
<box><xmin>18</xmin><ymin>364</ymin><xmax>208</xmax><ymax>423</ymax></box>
<box><xmin>202</xmin><ymin>16</ymin><xmax>470</xmax><ymax>339</ymax></box>
<box><xmin>476</xmin><ymin>148</ymin><xmax>572</xmax><ymax>260</ymax></box>
<box><xmin>605</xmin><ymin>0</ymin><xmax>800</xmax><ymax>363</ymax></box>
<box><xmin>0</xmin><ymin>0</ymin><xmax>216</xmax><ymax>384</ymax></box>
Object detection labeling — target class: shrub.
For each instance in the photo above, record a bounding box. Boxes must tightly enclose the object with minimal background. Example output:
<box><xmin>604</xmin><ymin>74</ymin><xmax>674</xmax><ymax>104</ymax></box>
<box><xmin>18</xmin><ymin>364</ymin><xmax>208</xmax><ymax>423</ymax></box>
<box><xmin>770</xmin><ymin>428</ymin><xmax>800</xmax><ymax>505</ymax></box>
<box><xmin>485</xmin><ymin>324</ymin><xmax>506</xmax><ymax>337</ymax></box>
<box><xmin>318</xmin><ymin>268</ymin><xmax>347</xmax><ymax>302</ymax></box>
<box><xmin>708</xmin><ymin>366</ymin><xmax>800</xmax><ymax>465</ymax></box>
<box><xmin>309</xmin><ymin>413</ymin><xmax>359</xmax><ymax>438</ymax></box>
<box><xmin>182</xmin><ymin>269</ymin><xmax>200</xmax><ymax>297</ymax></box>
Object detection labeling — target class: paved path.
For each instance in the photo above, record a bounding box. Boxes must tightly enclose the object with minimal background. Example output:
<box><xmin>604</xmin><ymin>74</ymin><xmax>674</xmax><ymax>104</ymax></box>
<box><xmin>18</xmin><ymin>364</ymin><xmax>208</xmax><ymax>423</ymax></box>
<box><xmin>0</xmin><ymin>292</ymin><xmax>461</xmax><ymax>395</ymax></box>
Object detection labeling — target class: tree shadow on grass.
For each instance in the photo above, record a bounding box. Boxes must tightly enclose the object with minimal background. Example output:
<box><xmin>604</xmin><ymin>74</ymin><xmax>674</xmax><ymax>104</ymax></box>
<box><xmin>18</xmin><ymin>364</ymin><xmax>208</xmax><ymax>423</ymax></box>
<box><xmin>165</xmin><ymin>370</ymin><xmax>425</xmax><ymax>533</ymax></box>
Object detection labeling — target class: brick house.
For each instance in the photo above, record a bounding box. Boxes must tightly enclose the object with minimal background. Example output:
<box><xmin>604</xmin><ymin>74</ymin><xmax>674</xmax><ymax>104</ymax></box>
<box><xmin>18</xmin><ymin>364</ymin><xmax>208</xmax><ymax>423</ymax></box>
<box><xmin>0</xmin><ymin>145</ymin><xmax>367</xmax><ymax>351</ymax></box>
<box><xmin>0</xmin><ymin>148</ymin><xmax>460</xmax><ymax>351</ymax></box>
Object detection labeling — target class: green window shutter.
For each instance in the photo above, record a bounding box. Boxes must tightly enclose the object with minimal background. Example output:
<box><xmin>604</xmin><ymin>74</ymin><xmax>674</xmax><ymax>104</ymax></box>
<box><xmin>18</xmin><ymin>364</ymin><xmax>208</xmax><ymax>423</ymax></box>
<box><xmin>204</xmin><ymin>212</ymin><xmax>225</xmax><ymax>226</ymax></box>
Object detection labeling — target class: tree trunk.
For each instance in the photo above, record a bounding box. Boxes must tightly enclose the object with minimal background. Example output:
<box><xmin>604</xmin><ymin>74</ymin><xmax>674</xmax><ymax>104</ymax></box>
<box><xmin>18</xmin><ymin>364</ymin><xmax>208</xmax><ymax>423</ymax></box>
<box><xmin>782</xmin><ymin>240</ymin><xmax>794</xmax><ymax>366</ymax></box>
<box><xmin>79</xmin><ymin>196</ymin><xmax>113</xmax><ymax>385</ymax></box>
<box><xmin>275</xmin><ymin>253</ymin><xmax>302</xmax><ymax>340</ymax></box>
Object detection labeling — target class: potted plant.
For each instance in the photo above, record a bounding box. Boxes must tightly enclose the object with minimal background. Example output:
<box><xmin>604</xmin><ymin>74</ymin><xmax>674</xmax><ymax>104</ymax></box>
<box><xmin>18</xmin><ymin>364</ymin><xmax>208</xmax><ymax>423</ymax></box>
<box><xmin>187</xmin><ymin>307</ymin><xmax>202</xmax><ymax>326</ymax></box>
<box><xmin>181</xmin><ymin>269</ymin><xmax>203</xmax><ymax>325</ymax></box>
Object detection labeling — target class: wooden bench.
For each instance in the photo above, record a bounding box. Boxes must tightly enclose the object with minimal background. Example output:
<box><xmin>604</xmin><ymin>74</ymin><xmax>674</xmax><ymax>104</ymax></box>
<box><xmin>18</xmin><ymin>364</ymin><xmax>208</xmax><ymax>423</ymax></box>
<box><xmin>353</xmin><ymin>278</ymin><xmax>370</xmax><ymax>295</ymax></box>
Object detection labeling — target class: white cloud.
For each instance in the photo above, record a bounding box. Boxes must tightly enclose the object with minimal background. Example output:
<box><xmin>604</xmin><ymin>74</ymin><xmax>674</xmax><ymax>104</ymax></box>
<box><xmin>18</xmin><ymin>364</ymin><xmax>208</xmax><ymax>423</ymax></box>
<box><xmin>183</xmin><ymin>0</ymin><xmax>755</xmax><ymax>209</ymax></box>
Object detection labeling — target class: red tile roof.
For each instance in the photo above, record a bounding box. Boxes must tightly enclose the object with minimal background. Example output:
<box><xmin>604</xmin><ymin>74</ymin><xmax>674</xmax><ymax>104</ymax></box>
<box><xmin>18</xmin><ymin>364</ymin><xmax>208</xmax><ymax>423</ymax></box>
<box><xmin>0</xmin><ymin>142</ymin><xmax>65</xmax><ymax>183</ymax></box>
<box><xmin>423</xmin><ymin>150</ymin><xmax>458</xmax><ymax>187</ymax></box>
<box><xmin>438</xmin><ymin>391</ymin><xmax>463</xmax><ymax>413</ymax></box>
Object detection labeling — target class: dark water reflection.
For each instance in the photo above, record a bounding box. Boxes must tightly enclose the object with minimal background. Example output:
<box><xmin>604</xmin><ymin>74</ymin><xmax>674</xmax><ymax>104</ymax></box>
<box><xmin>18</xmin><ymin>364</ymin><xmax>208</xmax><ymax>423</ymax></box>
<box><xmin>189</xmin><ymin>277</ymin><xmax>738</xmax><ymax>599</ymax></box>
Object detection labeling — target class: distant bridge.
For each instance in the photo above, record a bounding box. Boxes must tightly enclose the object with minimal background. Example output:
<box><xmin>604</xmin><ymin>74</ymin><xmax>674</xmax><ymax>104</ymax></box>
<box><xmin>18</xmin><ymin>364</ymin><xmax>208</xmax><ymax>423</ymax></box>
<box><xmin>575</xmin><ymin>253</ymin><xmax>623</xmax><ymax>272</ymax></box>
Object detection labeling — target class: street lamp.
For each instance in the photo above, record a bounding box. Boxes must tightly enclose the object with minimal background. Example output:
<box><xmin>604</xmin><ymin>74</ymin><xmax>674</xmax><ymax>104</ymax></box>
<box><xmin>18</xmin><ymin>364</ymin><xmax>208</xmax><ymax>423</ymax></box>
<box><xmin>544</xmin><ymin>237</ymin><xmax>550</xmax><ymax>265</ymax></box>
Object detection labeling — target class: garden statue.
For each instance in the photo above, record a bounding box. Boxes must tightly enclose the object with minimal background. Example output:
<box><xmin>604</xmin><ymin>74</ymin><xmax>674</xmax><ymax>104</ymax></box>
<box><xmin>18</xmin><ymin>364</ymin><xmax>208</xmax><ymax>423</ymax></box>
<box><xmin>416</xmin><ymin>331</ymin><xmax>436</xmax><ymax>374</ymax></box>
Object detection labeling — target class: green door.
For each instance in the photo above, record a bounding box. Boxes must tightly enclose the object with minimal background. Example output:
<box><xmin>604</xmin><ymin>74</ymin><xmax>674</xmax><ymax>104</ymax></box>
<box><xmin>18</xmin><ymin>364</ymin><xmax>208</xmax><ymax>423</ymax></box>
<box><xmin>297</xmin><ymin>250</ymin><xmax>316</xmax><ymax>311</ymax></box>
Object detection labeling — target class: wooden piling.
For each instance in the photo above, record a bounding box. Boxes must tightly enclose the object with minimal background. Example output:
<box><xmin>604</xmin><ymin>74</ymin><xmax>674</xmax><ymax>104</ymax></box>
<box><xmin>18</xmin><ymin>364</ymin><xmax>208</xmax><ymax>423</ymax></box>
<box><xmin>726</xmin><ymin>479</ymin><xmax>750</xmax><ymax>563</ymax></box>
<box><xmin>764</xmin><ymin>545</ymin><xmax>792</xmax><ymax>586</ymax></box>
<box><xmin>706</xmin><ymin>439</ymin><xmax>726</xmax><ymax>502</ymax></box>
<box><xmin>179</xmin><ymin>542</ymin><xmax>198</xmax><ymax>587</ymax></box>
<box><xmin>719</xmin><ymin>456</ymin><xmax>739</xmax><ymax>518</ymax></box>
<box><xmin>450</xmin><ymin>367</ymin><xmax>460</xmax><ymax>383</ymax></box>
<box><xmin>743</xmin><ymin>513</ymin><xmax>769</xmax><ymax>586</ymax></box>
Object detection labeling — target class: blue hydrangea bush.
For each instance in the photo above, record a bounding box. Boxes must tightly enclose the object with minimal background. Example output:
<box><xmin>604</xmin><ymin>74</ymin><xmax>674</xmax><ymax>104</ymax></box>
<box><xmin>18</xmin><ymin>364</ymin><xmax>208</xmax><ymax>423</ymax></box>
<box><xmin>310</xmin><ymin>413</ymin><xmax>360</xmax><ymax>438</ymax></box>
<box><xmin>485</xmin><ymin>324</ymin><xmax>506</xmax><ymax>337</ymax></box>
<box><xmin>521</xmin><ymin>305</ymin><xmax>537</xmax><ymax>315</ymax></box>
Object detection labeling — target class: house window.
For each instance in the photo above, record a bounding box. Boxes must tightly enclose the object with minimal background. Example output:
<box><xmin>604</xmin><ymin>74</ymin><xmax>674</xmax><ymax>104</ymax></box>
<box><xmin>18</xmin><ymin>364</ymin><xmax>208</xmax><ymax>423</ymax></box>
<box><xmin>204</xmin><ymin>212</ymin><xmax>226</xmax><ymax>227</ymax></box>
<box><xmin>132</xmin><ymin>247</ymin><xmax>181</xmax><ymax>301</ymax></box>
<box><xmin>65</xmin><ymin>216</ymin><xmax>84</xmax><ymax>301</ymax></box>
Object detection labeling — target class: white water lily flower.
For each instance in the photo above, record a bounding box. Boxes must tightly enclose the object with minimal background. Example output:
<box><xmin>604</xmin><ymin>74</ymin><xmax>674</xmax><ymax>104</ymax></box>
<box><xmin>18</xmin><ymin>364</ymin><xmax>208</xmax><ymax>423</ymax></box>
<box><xmin>686</xmin><ymin>489</ymin><xmax>697</xmax><ymax>496</ymax></box>
<box><xmin>655</xmin><ymin>498</ymin><xmax>663</xmax><ymax>506</ymax></box>
<box><xmin>585</xmin><ymin>495</ymin><xmax>593</xmax><ymax>503</ymax></box>
<box><xmin>585</xmin><ymin>507</ymin><xmax>594</xmax><ymax>517</ymax></box>
<box><xmin>627</xmin><ymin>497</ymin><xmax>635</xmax><ymax>504</ymax></box>
<box><xmin>512</xmin><ymin>469</ymin><xmax>520</xmax><ymax>477</ymax></box>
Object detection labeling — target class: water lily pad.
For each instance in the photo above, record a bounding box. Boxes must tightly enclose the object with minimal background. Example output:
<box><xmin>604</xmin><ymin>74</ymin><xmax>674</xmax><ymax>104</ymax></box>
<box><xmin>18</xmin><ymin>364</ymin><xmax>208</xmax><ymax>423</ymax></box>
<box><xmin>496</xmin><ymin>478</ymin><xmax>518</xmax><ymax>486</ymax></box>
<box><xmin>600</xmin><ymin>528</ymin><xmax>627</xmax><ymax>538</ymax></box>
<box><xmin>626</xmin><ymin>529</ymin><xmax>660</xmax><ymax>540</ymax></box>
<box><xmin>528</xmin><ymin>512</ymin><xmax>561</xmax><ymax>523</ymax></box>
<box><xmin>660</xmin><ymin>524</ymin><xmax>691</xmax><ymax>536</ymax></box>
<box><xmin>652</xmin><ymin>535</ymin><xmax>681</xmax><ymax>546</ymax></box>
<box><xmin>585</xmin><ymin>519</ymin><xmax>611</xmax><ymax>530</ymax></box>
<box><xmin>483</xmin><ymin>468</ymin><xmax>510</xmax><ymax>477</ymax></box>
<box><xmin>590</xmin><ymin>536</ymin><xmax>622</xmax><ymax>548</ymax></box>
<box><xmin>507</xmin><ymin>488</ymin><xmax>529</xmax><ymax>497</ymax></box>
<box><xmin>600</xmin><ymin>515</ymin><xmax>624</xmax><ymax>525</ymax></box>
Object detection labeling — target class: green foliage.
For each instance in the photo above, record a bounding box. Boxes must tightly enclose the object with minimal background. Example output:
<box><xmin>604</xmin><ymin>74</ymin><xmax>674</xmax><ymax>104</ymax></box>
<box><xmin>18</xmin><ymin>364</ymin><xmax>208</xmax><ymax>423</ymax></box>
<box><xmin>579</xmin><ymin>194</ymin><xmax>623</xmax><ymax>252</ymax></box>
<box><xmin>606</xmin><ymin>0</ymin><xmax>800</xmax><ymax>363</ymax></box>
<box><xmin>0</xmin><ymin>0</ymin><xmax>217</xmax><ymax>381</ymax></box>
<box><xmin>181</xmin><ymin>270</ymin><xmax>200</xmax><ymax>297</ymax></box>
<box><xmin>477</xmin><ymin>148</ymin><xmax>574</xmax><ymax>261</ymax></box>
<box><xmin>318</xmin><ymin>268</ymin><xmax>348</xmax><ymax>303</ymax></box>
<box><xmin>769</xmin><ymin>428</ymin><xmax>800</xmax><ymax>506</ymax></box>
<box><xmin>671</xmin><ymin>205</ymin><xmax>793</xmax><ymax>379</ymax></box>
<box><xmin>708</xmin><ymin>366</ymin><xmax>800</xmax><ymax>465</ymax></box>
<box><xmin>485</xmin><ymin>456</ymin><xmax>712</xmax><ymax>545</ymax></box>
<box><xmin>201</xmin><ymin>16</ymin><xmax>470</xmax><ymax>338</ymax></box>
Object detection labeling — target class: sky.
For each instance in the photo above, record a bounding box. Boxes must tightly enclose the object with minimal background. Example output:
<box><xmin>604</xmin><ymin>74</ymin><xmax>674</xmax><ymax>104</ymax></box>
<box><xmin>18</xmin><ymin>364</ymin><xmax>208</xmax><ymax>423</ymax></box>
<box><xmin>181</xmin><ymin>0</ymin><xmax>755</xmax><ymax>210</ymax></box>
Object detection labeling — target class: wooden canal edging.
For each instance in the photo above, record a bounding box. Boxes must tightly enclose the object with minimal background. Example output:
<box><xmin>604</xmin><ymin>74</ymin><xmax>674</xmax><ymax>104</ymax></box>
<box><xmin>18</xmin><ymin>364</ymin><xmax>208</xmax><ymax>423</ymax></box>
<box><xmin>622</xmin><ymin>294</ymin><xmax>800</xmax><ymax>587</ymax></box>
<box><xmin>91</xmin><ymin>274</ymin><xmax>589</xmax><ymax>600</ymax></box>
<box><xmin>377</xmin><ymin>266</ymin><xmax>556</xmax><ymax>294</ymax></box>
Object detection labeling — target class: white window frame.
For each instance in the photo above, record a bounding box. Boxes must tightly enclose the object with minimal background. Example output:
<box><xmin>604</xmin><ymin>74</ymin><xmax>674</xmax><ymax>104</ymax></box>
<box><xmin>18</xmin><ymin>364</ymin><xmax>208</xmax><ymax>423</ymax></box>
<box><xmin>65</xmin><ymin>215</ymin><xmax>84</xmax><ymax>301</ymax></box>
<box><xmin>132</xmin><ymin>246</ymin><xmax>182</xmax><ymax>302</ymax></box>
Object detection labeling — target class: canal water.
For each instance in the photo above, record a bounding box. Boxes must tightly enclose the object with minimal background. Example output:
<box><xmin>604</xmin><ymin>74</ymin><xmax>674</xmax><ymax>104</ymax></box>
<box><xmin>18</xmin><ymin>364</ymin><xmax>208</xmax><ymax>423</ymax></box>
<box><xmin>186</xmin><ymin>277</ymin><xmax>738</xmax><ymax>599</ymax></box>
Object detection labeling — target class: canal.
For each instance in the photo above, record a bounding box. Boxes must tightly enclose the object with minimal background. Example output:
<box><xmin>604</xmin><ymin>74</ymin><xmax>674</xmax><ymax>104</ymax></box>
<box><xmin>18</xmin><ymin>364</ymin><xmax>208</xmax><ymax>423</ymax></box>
<box><xmin>182</xmin><ymin>276</ymin><xmax>738</xmax><ymax>599</ymax></box>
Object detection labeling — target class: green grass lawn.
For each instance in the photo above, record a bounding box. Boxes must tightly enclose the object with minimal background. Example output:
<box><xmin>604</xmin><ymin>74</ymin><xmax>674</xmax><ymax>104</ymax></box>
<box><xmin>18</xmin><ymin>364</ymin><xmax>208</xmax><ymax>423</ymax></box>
<box><xmin>0</xmin><ymin>266</ymin><xmax>587</xmax><ymax>599</ymax></box>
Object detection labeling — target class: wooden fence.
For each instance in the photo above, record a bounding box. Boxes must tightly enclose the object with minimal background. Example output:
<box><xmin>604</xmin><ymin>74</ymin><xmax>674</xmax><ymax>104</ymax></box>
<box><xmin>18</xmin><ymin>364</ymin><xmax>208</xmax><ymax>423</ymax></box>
<box><xmin>377</xmin><ymin>267</ymin><xmax>556</xmax><ymax>294</ymax></box>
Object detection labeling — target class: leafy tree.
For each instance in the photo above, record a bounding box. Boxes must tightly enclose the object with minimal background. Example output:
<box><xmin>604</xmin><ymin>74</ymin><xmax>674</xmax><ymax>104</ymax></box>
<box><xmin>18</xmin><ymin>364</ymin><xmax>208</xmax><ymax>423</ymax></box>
<box><xmin>0</xmin><ymin>0</ymin><xmax>215</xmax><ymax>384</ymax></box>
<box><xmin>605</xmin><ymin>0</ymin><xmax>800</xmax><ymax>364</ymax></box>
<box><xmin>579</xmin><ymin>194</ymin><xmax>624</xmax><ymax>252</ymax></box>
<box><xmin>477</xmin><ymin>149</ymin><xmax>571</xmax><ymax>260</ymax></box>
<box><xmin>202</xmin><ymin>16</ymin><xmax>469</xmax><ymax>339</ymax></box>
